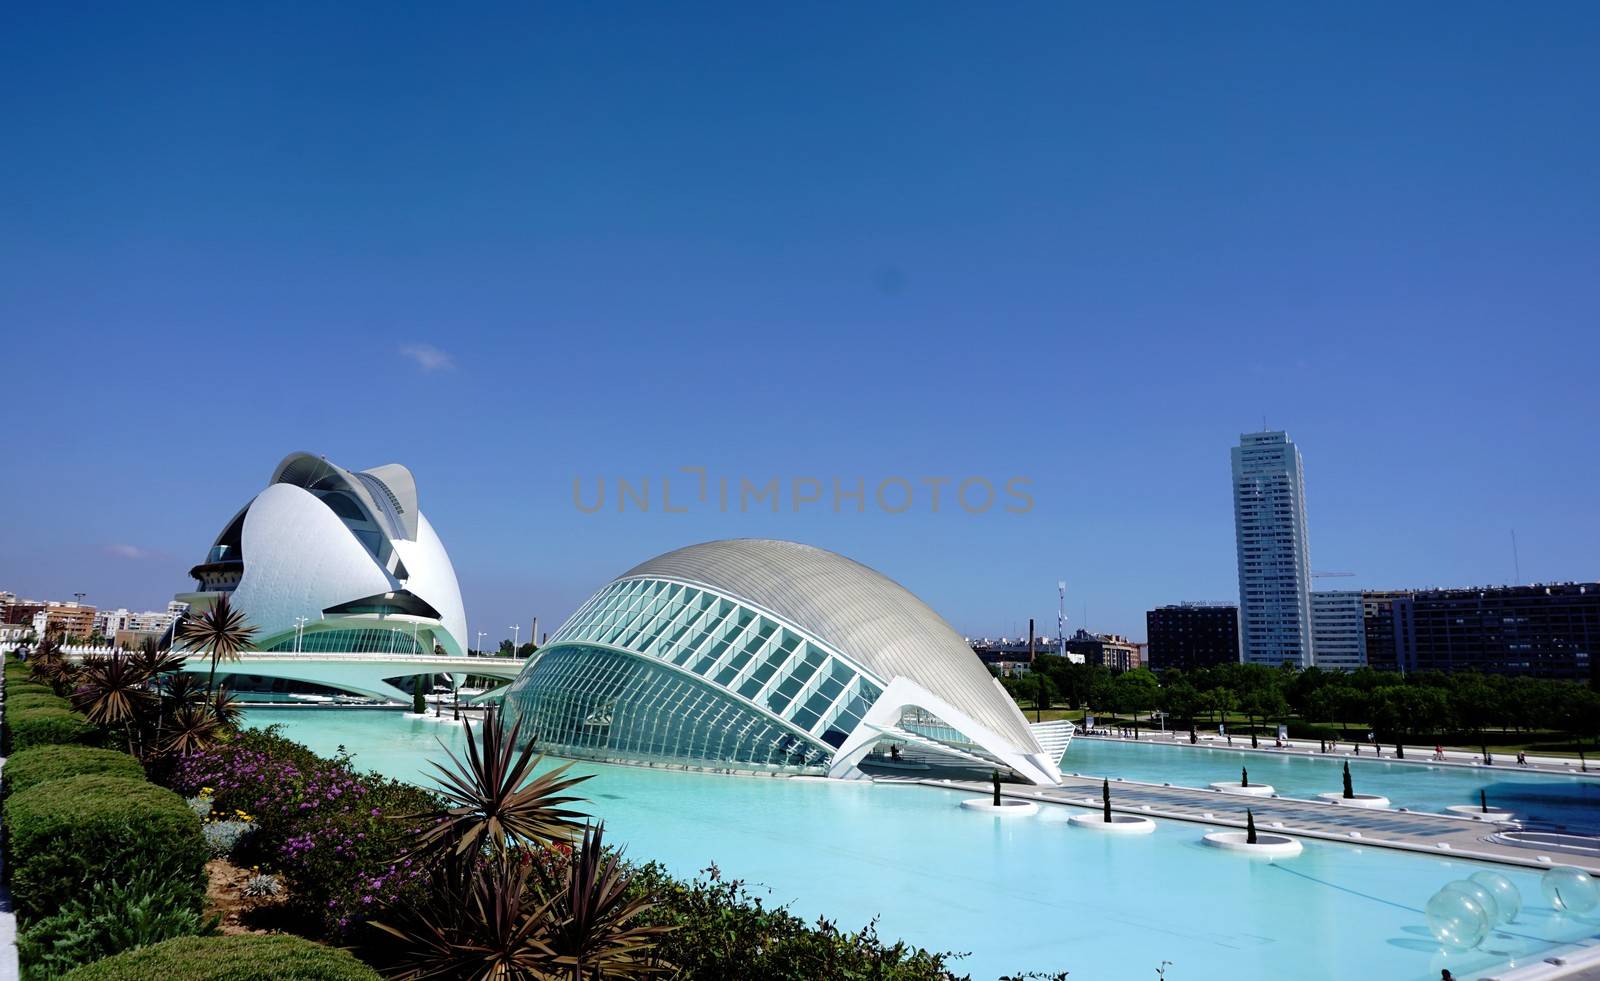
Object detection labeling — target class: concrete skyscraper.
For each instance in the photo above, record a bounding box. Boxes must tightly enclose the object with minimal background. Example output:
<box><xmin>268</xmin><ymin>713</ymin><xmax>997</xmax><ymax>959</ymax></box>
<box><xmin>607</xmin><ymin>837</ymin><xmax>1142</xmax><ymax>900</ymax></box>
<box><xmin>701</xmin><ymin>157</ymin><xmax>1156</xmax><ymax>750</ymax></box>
<box><xmin>1231</xmin><ymin>431</ymin><xmax>1314</xmax><ymax>667</ymax></box>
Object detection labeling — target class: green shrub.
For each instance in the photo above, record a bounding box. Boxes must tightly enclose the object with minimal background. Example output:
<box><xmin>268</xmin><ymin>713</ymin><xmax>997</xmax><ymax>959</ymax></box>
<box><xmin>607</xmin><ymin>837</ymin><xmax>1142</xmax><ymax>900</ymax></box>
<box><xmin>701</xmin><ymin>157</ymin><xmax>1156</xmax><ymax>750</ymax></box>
<box><xmin>7</xmin><ymin>706</ymin><xmax>96</xmax><ymax>752</ymax></box>
<box><xmin>18</xmin><ymin>870</ymin><xmax>218</xmax><ymax>980</ymax></box>
<box><xmin>4</xmin><ymin>745</ymin><xmax>143</xmax><ymax>799</ymax></box>
<box><xmin>6</xmin><ymin>775</ymin><xmax>206</xmax><ymax>923</ymax></box>
<box><xmin>7</xmin><ymin>682</ymin><xmax>58</xmax><ymax>700</ymax></box>
<box><xmin>60</xmin><ymin>934</ymin><xmax>383</xmax><ymax>981</ymax></box>
<box><xmin>630</xmin><ymin>862</ymin><xmax>961</xmax><ymax>980</ymax></box>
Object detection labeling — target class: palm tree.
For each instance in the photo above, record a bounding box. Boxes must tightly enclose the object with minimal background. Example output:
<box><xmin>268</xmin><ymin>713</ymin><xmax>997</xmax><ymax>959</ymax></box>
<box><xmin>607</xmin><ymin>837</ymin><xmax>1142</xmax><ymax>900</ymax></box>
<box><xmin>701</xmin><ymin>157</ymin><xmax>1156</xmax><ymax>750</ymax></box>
<box><xmin>545</xmin><ymin>824</ymin><xmax>666</xmax><ymax>981</ymax></box>
<box><xmin>407</xmin><ymin>705</ymin><xmax>593</xmax><ymax>863</ymax></box>
<box><xmin>177</xmin><ymin>594</ymin><xmax>259</xmax><ymax>693</ymax></box>
<box><xmin>71</xmin><ymin>654</ymin><xmax>158</xmax><ymax>755</ymax></box>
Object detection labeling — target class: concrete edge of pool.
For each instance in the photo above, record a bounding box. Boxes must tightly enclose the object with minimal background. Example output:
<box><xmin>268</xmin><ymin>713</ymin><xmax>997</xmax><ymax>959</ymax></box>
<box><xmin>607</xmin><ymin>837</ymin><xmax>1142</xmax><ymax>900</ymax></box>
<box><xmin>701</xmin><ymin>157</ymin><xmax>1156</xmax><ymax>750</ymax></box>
<box><xmin>1074</xmin><ymin>732</ymin><xmax>1600</xmax><ymax>781</ymax></box>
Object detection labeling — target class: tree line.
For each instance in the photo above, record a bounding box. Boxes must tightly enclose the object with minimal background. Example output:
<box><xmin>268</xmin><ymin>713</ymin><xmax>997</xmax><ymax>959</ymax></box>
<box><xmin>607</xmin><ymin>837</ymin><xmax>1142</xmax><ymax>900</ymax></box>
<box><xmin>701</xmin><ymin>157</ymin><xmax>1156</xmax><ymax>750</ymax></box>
<box><xmin>999</xmin><ymin>655</ymin><xmax>1600</xmax><ymax>757</ymax></box>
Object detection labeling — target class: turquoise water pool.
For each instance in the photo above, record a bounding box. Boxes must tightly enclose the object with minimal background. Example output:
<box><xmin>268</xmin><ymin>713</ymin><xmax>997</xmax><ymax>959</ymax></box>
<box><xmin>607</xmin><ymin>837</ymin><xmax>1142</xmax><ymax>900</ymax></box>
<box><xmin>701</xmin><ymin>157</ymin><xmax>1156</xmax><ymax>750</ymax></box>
<box><xmin>1063</xmin><ymin>736</ymin><xmax>1600</xmax><ymax>831</ymax></box>
<box><xmin>243</xmin><ymin>708</ymin><xmax>1600</xmax><ymax>980</ymax></box>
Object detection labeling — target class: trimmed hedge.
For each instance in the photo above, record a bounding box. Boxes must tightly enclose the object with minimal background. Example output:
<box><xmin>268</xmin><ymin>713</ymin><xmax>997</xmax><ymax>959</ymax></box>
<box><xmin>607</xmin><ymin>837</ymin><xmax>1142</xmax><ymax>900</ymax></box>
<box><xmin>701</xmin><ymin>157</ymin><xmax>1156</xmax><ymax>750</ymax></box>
<box><xmin>60</xmin><ymin>934</ymin><xmax>382</xmax><ymax>981</ymax></box>
<box><xmin>5</xmin><ymin>775</ymin><xmax>206</xmax><ymax>923</ymax></box>
<box><xmin>5</xmin><ymin>744</ymin><xmax>143</xmax><ymax>799</ymax></box>
<box><xmin>7</xmin><ymin>706</ymin><xmax>96</xmax><ymax>752</ymax></box>
<box><xmin>7</xmin><ymin>682</ymin><xmax>58</xmax><ymax>700</ymax></box>
<box><xmin>6</xmin><ymin>692</ymin><xmax>72</xmax><ymax>713</ymax></box>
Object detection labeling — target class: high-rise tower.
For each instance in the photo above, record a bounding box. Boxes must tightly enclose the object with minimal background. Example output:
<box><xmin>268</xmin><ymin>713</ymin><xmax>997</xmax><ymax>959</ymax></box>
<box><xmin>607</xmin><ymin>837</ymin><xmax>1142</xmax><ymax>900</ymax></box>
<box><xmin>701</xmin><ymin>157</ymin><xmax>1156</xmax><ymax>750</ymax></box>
<box><xmin>1231</xmin><ymin>431</ymin><xmax>1314</xmax><ymax>667</ymax></box>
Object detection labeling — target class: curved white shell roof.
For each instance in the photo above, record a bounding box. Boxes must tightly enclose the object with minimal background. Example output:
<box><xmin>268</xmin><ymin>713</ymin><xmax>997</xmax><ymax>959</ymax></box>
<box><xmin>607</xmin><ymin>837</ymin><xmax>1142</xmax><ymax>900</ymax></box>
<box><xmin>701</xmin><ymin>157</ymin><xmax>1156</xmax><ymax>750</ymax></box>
<box><xmin>620</xmin><ymin>539</ymin><xmax>1041</xmax><ymax>754</ymax></box>
<box><xmin>193</xmin><ymin>452</ymin><xmax>467</xmax><ymax>657</ymax></box>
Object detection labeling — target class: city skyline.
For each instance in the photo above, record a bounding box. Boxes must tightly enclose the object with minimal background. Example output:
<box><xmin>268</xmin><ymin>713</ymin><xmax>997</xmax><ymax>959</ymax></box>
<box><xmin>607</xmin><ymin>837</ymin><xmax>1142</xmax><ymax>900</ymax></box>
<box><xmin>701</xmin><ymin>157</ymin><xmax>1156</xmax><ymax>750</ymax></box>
<box><xmin>3</xmin><ymin>424</ymin><xmax>1589</xmax><ymax>650</ymax></box>
<box><xmin>4</xmin><ymin>5</ymin><xmax>1598</xmax><ymax>644</ymax></box>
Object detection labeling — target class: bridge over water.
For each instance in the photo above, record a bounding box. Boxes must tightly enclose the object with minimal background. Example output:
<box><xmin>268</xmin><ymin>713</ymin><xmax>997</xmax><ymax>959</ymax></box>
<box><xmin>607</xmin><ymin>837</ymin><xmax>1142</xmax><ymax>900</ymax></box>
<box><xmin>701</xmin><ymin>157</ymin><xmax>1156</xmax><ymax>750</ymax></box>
<box><xmin>61</xmin><ymin>649</ymin><xmax>527</xmax><ymax>703</ymax></box>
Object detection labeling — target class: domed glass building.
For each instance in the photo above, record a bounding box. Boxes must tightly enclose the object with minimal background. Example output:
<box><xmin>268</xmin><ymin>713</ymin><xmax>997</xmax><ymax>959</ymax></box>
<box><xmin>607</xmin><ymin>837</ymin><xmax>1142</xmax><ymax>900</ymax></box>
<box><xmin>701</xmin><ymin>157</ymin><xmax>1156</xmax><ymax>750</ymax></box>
<box><xmin>176</xmin><ymin>452</ymin><xmax>468</xmax><ymax>659</ymax></box>
<box><xmin>502</xmin><ymin>539</ymin><xmax>1066</xmax><ymax>785</ymax></box>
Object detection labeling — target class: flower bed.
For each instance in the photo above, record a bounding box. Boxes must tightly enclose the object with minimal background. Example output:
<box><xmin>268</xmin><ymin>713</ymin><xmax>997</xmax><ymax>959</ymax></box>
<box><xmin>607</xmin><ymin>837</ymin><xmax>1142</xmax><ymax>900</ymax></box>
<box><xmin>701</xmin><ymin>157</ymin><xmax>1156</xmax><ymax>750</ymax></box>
<box><xmin>167</xmin><ymin>726</ymin><xmax>438</xmax><ymax>937</ymax></box>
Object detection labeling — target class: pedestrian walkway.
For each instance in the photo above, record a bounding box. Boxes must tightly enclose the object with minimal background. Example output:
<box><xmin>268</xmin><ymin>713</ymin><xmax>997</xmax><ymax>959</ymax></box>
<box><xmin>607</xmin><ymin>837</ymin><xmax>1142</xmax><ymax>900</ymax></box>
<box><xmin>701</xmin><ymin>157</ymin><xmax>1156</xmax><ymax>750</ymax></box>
<box><xmin>918</xmin><ymin>773</ymin><xmax>1600</xmax><ymax>874</ymax></box>
<box><xmin>1079</xmin><ymin>730</ymin><xmax>1600</xmax><ymax>780</ymax></box>
<box><xmin>1</xmin><ymin>656</ymin><xmax>20</xmax><ymax>981</ymax></box>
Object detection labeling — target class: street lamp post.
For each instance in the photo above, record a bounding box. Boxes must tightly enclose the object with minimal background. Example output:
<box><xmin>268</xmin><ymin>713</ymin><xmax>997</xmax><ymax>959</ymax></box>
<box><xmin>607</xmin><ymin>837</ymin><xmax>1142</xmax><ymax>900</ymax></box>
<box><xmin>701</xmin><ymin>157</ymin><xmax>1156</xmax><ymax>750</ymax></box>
<box><xmin>510</xmin><ymin>624</ymin><xmax>520</xmax><ymax>656</ymax></box>
<box><xmin>476</xmin><ymin>631</ymin><xmax>486</xmax><ymax>656</ymax></box>
<box><xmin>293</xmin><ymin>617</ymin><xmax>309</xmax><ymax>654</ymax></box>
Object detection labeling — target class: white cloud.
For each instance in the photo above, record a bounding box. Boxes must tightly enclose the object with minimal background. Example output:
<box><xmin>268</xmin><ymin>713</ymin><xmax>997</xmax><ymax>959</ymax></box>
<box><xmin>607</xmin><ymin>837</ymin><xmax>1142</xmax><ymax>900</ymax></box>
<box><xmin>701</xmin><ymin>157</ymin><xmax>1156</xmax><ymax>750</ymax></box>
<box><xmin>399</xmin><ymin>343</ymin><xmax>456</xmax><ymax>372</ymax></box>
<box><xmin>103</xmin><ymin>544</ymin><xmax>149</xmax><ymax>560</ymax></box>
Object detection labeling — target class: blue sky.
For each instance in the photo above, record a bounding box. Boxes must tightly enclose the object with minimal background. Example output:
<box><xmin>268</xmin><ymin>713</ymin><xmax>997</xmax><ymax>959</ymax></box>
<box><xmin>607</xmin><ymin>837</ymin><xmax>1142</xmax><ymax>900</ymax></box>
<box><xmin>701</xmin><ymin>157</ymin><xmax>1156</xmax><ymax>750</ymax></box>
<box><xmin>2</xmin><ymin>3</ymin><xmax>1596</xmax><ymax>647</ymax></box>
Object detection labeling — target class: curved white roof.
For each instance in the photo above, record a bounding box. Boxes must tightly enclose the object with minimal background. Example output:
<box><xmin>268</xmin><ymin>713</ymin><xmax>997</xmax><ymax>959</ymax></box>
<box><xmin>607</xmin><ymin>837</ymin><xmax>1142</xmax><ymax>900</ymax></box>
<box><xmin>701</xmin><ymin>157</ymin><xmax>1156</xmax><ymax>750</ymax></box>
<box><xmin>619</xmin><ymin>539</ymin><xmax>1041</xmax><ymax>754</ymax></box>
<box><xmin>187</xmin><ymin>452</ymin><xmax>467</xmax><ymax>657</ymax></box>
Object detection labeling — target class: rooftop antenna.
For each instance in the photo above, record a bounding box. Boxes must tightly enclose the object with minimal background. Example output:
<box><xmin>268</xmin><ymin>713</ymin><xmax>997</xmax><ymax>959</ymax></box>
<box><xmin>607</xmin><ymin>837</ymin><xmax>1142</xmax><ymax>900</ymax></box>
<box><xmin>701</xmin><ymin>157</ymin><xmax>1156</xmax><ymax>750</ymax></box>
<box><xmin>1511</xmin><ymin>530</ymin><xmax>1521</xmax><ymax>585</ymax></box>
<box><xmin>1057</xmin><ymin>581</ymin><xmax>1067</xmax><ymax>658</ymax></box>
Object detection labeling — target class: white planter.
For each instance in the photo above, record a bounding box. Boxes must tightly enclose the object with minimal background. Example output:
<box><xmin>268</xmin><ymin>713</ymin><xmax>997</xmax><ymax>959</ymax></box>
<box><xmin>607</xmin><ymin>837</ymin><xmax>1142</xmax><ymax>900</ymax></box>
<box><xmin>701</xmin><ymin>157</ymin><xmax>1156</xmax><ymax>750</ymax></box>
<box><xmin>1444</xmin><ymin>804</ymin><xmax>1517</xmax><ymax>822</ymax></box>
<box><xmin>1318</xmin><ymin>792</ymin><xmax>1390</xmax><ymax>809</ymax></box>
<box><xmin>960</xmin><ymin>798</ymin><xmax>1039</xmax><ymax>817</ymax></box>
<box><xmin>1069</xmin><ymin>813</ymin><xmax>1156</xmax><ymax>835</ymax></box>
<box><xmin>1209</xmin><ymin>782</ymin><xmax>1275</xmax><ymax>797</ymax></box>
<box><xmin>1202</xmin><ymin>831</ymin><xmax>1303</xmax><ymax>858</ymax></box>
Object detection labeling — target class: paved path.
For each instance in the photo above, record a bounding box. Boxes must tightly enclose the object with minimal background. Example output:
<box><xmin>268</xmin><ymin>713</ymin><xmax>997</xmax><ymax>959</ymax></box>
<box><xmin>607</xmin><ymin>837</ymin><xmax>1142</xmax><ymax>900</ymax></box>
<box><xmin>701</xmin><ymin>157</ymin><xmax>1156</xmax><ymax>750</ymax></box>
<box><xmin>1077</xmin><ymin>731</ymin><xmax>1600</xmax><ymax>780</ymax></box>
<box><xmin>0</xmin><ymin>658</ymin><xmax>19</xmax><ymax>981</ymax></box>
<box><xmin>918</xmin><ymin>774</ymin><xmax>1600</xmax><ymax>874</ymax></box>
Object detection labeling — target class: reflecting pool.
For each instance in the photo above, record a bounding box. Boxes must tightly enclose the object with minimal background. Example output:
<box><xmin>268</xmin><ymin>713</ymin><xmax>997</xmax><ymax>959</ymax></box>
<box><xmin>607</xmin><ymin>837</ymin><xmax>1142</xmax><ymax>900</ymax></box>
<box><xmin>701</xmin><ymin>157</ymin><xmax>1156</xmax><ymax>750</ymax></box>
<box><xmin>1063</xmin><ymin>736</ymin><xmax>1600</xmax><ymax>831</ymax></box>
<box><xmin>244</xmin><ymin>708</ymin><xmax>1600</xmax><ymax>981</ymax></box>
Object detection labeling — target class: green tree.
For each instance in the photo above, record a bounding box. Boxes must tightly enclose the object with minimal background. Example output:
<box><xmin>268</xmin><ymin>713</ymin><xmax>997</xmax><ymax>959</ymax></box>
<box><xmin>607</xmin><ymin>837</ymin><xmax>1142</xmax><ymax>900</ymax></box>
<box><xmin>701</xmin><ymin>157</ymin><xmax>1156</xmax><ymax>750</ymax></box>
<box><xmin>176</xmin><ymin>595</ymin><xmax>259</xmax><ymax>694</ymax></box>
<box><xmin>1112</xmin><ymin>670</ymin><xmax>1160</xmax><ymax>738</ymax></box>
<box><xmin>1451</xmin><ymin>674</ymin><xmax>1498</xmax><ymax>764</ymax></box>
<box><xmin>1202</xmin><ymin>686</ymin><xmax>1237</xmax><ymax>732</ymax></box>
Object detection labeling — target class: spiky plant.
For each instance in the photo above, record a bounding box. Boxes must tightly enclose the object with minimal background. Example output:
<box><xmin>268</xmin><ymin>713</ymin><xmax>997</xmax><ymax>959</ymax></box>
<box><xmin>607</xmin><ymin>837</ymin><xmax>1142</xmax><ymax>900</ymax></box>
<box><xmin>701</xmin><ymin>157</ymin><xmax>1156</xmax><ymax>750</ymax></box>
<box><xmin>406</xmin><ymin>705</ymin><xmax>592</xmax><ymax>863</ymax></box>
<box><xmin>371</xmin><ymin>849</ymin><xmax>559</xmax><ymax>980</ymax></box>
<box><xmin>1246</xmin><ymin>808</ymin><xmax>1257</xmax><ymax>845</ymax></box>
<box><xmin>127</xmin><ymin>637</ymin><xmax>187</xmax><ymax>680</ymax></box>
<box><xmin>72</xmin><ymin>654</ymin><xmax>158</xmax><ymax>754</ymax></box>
<box><xmin>209</xmin><ymin>686</ymin><xmax>244</xmax><ymax>730</ymax></box>
<box><xmin>1102</xmin><ymin>778</ymin><xmax>1111</xmax><ymax>822</ymax></box>
<box><xmin>164</xmin><ymin>703</ymin><xmax>223</xmax><ymax>755</ymax></box>
<box><xmin>30</xmin><ymin>638</ymin><xmax>74</xmax><ymax>695</ymax></box>
<box><xmin>1241</xmin><ymin>766</ymin><xmax>1249</xmax><ymax>788</ymax></box>
<box><xmin>177</xmin><ymin>593</ymin><xmax>259</xmax><ymax>692</ymax></box>
<box><xmin>544</xmin><ymin>824</ymin><xmax>666</xmax><ymax>981</ymax></box>
<box><xmin>162</xmin><ymin>670</ymin><xmax>207</xmax><ymax>707</ymax></box>
<box><xmin>1342</xmin><ymin>760</ymin><xmax>1354</xmax><ymax>799</ymax></box>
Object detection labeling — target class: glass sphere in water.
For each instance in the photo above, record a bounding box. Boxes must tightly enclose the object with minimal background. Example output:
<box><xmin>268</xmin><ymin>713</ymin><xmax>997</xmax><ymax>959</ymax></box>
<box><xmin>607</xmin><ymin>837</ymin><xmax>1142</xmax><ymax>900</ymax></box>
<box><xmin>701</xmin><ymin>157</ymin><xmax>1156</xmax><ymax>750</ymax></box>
<box><xmin>1542</xmin><ymin>866</ymin><xmax>1600</xmax><ymax>914</ymax></box>
<box><xmin>1470</xmin><ymin>870</ymin><xmax>1522</xmax><ymax>923</ymax></box>
<box><xmin>1426</xmin><ymin>887</ymin><xmax>1490</xmax><ymax>950</ymax></box>
<box><xmin>1442</xmin><ymin>879</ymin><xmax>1500</xmax><ymax>927</ymax></box>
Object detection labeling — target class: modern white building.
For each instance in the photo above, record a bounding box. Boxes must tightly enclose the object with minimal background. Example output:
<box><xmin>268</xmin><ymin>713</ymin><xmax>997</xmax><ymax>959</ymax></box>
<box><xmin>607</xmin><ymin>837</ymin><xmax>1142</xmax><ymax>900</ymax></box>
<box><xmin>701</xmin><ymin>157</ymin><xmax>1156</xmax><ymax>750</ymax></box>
<box><xmin>502</xmin><ymin>539</ymin><xmax>1070</xmax><ymax>785</ymax></box>
<box><xmin>176</xmin><ymin>452</ymin><xmax>468</xmax><ymax>659</ymax></box>
<box><xmin>1311</xmin><ymin>590</ymin><xmax>1366</xmax><ymax>671</ymax></box>
<box><xmin>1231</xmin><ymin>431</ymin><xmax>1314</xmax><ymax>668</ymax></box>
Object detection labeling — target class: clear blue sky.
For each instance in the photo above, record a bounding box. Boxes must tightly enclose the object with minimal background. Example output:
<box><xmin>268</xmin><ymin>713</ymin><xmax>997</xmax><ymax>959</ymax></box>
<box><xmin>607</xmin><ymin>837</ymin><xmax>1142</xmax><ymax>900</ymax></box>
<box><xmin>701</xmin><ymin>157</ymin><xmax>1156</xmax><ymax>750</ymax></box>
<box><xmin>2</xmin><ymin>2</ymin><xmax>1596</xmax><ymax>647</ymax></box>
